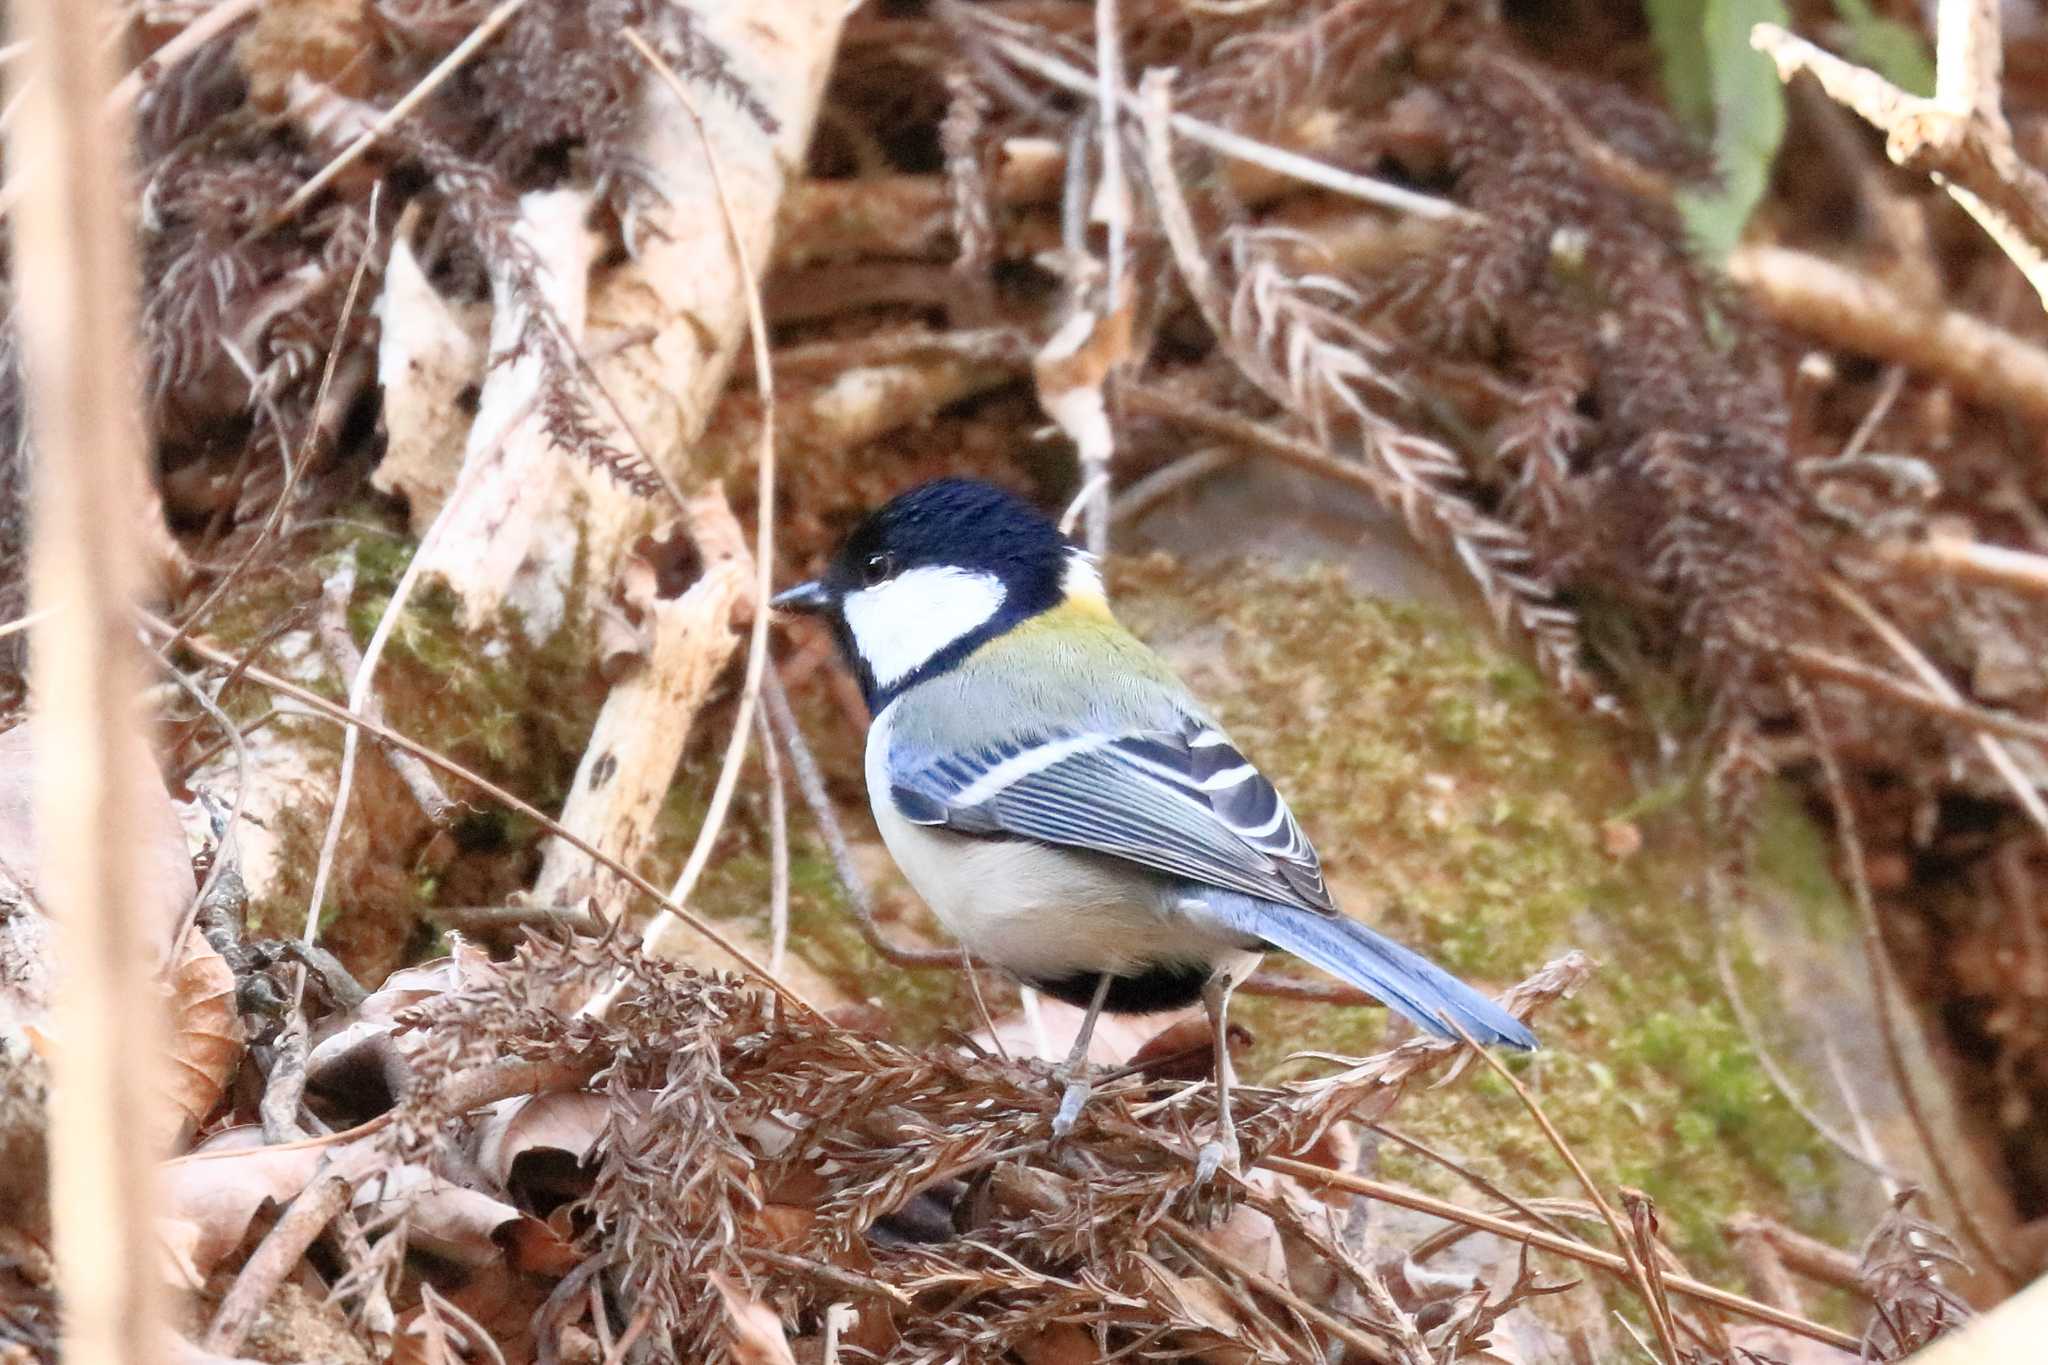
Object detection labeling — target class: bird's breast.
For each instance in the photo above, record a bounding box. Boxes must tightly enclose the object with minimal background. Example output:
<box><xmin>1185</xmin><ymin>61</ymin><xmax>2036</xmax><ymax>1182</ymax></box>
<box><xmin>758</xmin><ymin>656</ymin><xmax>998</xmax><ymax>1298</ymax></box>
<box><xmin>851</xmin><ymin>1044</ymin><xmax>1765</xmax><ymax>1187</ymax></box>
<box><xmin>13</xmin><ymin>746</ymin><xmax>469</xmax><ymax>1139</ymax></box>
<box><xmin>863</xmin><ymin>704</ymin><xmax>1244</xmax><ymax>984</ymax></box>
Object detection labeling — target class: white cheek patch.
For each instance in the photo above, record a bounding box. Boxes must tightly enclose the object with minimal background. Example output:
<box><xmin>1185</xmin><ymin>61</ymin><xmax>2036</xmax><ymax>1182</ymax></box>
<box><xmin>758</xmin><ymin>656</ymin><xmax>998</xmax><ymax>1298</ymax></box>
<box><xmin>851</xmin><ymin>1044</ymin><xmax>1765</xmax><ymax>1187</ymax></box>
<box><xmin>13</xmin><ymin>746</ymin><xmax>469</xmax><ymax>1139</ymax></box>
<box><xmin>842</xmin><ymin>566</ymin><xmax>1008</xmax><ymax>688</ymax></box>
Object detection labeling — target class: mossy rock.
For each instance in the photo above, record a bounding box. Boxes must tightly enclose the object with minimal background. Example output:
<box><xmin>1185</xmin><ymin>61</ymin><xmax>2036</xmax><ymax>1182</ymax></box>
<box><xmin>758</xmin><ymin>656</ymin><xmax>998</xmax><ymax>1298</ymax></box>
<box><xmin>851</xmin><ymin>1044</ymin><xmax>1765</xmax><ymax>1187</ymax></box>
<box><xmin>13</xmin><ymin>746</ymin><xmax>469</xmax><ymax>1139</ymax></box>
<box><xmin>677</xmin><ymin>549</ymin><xmax>2012</xmax><ymax>1284</ymax></box>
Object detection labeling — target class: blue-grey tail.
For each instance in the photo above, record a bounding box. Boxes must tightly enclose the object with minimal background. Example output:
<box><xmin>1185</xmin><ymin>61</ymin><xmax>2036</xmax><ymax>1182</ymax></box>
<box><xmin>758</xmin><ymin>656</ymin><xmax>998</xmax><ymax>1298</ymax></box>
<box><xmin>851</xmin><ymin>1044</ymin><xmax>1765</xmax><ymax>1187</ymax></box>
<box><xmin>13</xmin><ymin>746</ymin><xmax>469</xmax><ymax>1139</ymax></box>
<box><xmin>1210</xmin><ymin>895</ymin><xmax>1537</xmax><ymax>1050</ymax></box>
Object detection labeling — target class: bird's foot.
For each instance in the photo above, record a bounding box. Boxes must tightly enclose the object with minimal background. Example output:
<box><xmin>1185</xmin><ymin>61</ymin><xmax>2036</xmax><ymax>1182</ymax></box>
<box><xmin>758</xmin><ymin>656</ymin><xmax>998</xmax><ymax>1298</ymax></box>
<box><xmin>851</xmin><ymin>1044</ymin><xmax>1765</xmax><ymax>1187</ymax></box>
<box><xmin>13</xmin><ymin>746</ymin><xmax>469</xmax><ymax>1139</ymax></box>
<box><xmin>1052</xmin><ymin>1071</ymin><xmax>1092</xmax><ymax>1138</ymax></box>
<box><xmin>1194</xmin><ymin>1127</ymin><xmax>1242</xmax><ymax>1185</ymax></box>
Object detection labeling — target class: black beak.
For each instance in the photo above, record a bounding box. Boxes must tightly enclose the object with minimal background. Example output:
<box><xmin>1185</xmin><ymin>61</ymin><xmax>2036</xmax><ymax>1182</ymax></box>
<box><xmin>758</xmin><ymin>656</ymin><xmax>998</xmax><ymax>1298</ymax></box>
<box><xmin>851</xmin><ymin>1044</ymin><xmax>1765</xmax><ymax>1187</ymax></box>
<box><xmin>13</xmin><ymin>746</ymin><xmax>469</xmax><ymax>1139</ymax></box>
<box><xmin>771</xmin><ymin>580</ymin><xmax>832</xmax><ymax>614</ymax></box>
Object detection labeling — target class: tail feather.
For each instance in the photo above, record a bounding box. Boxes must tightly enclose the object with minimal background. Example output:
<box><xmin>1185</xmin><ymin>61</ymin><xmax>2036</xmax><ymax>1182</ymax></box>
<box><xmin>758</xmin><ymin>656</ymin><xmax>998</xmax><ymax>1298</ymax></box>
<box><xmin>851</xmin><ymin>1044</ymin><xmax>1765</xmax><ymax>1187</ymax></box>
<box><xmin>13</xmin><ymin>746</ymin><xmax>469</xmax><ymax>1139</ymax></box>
<box><xmin>1211</xmin><ymin>896</ymin><xmax>1537</xmax><ymax>1050</ymax></box>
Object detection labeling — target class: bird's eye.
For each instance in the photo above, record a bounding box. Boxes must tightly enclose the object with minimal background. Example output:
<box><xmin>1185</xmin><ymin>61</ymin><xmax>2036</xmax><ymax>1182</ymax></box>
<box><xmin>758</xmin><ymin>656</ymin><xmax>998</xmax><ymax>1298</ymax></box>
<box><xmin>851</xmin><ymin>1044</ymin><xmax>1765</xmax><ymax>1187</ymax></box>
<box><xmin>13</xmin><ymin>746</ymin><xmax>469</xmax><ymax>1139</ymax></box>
<box><xmin>860</xmin><ymin>551</ymin><xmax>896</xmax><ymax>587</ymax></box>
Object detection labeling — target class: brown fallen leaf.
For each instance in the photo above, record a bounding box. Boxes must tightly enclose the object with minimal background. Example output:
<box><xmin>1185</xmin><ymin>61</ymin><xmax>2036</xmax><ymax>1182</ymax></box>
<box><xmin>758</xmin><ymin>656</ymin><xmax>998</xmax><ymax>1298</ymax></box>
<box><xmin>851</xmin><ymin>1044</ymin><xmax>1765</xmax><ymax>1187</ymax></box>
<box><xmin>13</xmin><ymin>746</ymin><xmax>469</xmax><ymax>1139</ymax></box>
<box><xmin>161</xmin><ymin>928</ymin><xmax>246</xmax><ymax>1147</ymax></box>
<box><xmin>160</xmin><ymin>1128</ymin><xmax>324</xmax><ymax>1278</ymax></box>
<box><xmin>351</xmin><ymin>1165</ymin><xmax>525</xmax><ymax>1268</ymax></box>
<box><xmin>1128</xmin><ymin>1015</ymin><xmax>1252</xmax><ymax>1084</ymax></box>
<box><xmin>472</xmin><ymin>1089</ymin><xmax>611</xmax><ymax>1184</ymax></box>
<box><xmin>1015</xmin><ymin>1325</ymin><xmax>1101</xmax><ymax>1365</ymax></box>
<box><xmin>306</xmin><ymin>952</ymin><xmax>483</xmax><ymax>1099</ymax></box>
<box><xmin>711</xmin><ymin>1270</ymin><xmax>798</xmax><ymax>1365</ymax></box>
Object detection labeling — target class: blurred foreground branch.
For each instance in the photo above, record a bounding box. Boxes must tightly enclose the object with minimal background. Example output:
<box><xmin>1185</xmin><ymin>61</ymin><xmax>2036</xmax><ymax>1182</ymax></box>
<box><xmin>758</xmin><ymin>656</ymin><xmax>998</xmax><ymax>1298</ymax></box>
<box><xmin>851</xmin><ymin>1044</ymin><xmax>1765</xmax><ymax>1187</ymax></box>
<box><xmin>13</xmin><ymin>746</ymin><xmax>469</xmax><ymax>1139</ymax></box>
<box><xmin>8</xmin><ymin>0</ymin><xmax>172</xmax><ymax>1360</ymax></box>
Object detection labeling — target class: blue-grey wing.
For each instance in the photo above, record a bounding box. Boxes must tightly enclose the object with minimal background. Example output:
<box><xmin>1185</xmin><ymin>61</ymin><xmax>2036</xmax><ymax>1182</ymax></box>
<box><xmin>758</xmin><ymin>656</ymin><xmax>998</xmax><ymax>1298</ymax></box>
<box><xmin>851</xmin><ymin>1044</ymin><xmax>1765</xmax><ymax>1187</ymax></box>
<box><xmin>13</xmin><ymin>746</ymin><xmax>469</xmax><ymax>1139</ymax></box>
<box><xmin>887</xmin><ymin>716</ymin><xmax>1334</xmax><ymax>916</ymax></box>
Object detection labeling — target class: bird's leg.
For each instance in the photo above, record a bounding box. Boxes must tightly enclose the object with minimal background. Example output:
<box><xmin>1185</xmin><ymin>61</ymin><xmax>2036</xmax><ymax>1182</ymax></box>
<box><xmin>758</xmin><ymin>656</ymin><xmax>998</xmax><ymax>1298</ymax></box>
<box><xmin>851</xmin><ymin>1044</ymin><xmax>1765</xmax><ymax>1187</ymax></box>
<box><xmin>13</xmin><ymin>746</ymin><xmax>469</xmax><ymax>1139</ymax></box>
<box><xmin>1052</xmin><ymin>972</ymin><xmax>1113</xmax><ymax>1137</ymax></box>
<box><xmin>1194</xmin><ymin>973</ymin><xmax>1242</xmax><ymax>1183</ymax></box>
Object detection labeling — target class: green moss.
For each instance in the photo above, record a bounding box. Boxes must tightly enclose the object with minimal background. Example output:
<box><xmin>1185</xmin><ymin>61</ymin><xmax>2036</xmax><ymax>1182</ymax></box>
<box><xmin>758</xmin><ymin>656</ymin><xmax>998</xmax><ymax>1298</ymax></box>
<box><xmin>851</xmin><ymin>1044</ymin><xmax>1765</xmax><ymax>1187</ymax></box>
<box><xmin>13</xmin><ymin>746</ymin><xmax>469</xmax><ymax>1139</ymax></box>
<box><xmin>200</xmin><ymin>505</ymin><xmax>608</xmax><ymax>973</ymax></box>
<box><xmin>1099</xmin><ymin>556</ymin><xmax>1852</xmax><ymax>1273</ymax></box>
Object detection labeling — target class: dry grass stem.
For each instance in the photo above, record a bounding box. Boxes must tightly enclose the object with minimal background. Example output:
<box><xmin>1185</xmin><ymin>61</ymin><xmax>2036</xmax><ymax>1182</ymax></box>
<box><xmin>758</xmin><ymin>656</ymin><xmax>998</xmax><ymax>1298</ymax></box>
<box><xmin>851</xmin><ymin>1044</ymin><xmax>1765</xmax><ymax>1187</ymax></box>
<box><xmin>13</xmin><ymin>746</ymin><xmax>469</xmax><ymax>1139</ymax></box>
<box><xmin>1794</xmin><ymin>679</ymin><xmax>2022</xmax><ymax>1290</ymax></box>
<box><xmin>1454</xmin><ymin>1030</ymin><xmax>1681</xmax><ymax>1364</ymax></box>
<box><xmin>622</xmin><ymin>28</ymin><xmax>780</xmax><ymax>971</ymax></box>
<box><xmin>1262</xmin><ymin>1159</ymin><xmax>1860</xmax><ymax>1351</ymax></box>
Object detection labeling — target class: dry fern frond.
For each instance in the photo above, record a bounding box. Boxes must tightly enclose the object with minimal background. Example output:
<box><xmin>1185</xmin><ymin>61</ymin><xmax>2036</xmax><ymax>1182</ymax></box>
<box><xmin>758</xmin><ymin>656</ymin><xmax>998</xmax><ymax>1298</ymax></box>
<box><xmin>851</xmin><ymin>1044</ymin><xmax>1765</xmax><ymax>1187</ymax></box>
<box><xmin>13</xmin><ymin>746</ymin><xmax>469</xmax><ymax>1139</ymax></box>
<box><xmin>1857</xmin><ymin>1190</ymin><xmax>1974</xmax><ymax>1360</ymax></box>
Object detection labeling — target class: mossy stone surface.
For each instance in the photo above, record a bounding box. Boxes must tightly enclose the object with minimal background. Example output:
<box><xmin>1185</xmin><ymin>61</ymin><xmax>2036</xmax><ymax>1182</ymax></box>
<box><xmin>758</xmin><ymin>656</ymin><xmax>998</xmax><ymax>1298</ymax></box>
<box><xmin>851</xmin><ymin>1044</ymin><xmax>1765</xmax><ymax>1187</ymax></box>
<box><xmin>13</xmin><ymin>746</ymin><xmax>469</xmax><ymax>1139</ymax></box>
<box><xmin>670</xmin><ymin>552</ymin><xmax>1868</xmax><ymax>1273</ymax></box>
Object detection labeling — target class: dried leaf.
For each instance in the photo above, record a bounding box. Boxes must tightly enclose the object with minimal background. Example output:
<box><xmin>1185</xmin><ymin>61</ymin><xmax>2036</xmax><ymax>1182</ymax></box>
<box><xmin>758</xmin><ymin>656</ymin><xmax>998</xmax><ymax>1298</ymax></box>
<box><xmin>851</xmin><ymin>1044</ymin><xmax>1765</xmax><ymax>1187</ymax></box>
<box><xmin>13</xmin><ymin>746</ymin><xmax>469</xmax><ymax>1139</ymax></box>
<box><xmin>352</xmin><ymin>1165</ymin><xmax>524</xmax><ymax>1267</ymax></box>
<box><xmin>980</xmin><ymin>995</ymin><xmax>1181</xmax><ymax>1064</ymax></box>
<box><xmin>0</xmin><ymin>720</ymin><xmax>194</xmax><ymax>1032</ymax></box>
<box><xmin>160</xmin><ymin>928</ymin><xmax>246</xmax><ymax>1147</ymax></box>
<box><xmin>1016</xmin><ymin>1325</ymin><xmax>1100</xmax><ymax>1365</ymax></box>
<box><xmin>711</xmin><ymin>1271</ymin><xmax>797</xmax><ymax>1365</ymax></box>
<box><xmin>160</xmin><ymin>1128</ymin><xmax>324</xmax><ymax>1278</ymax></box>
<box><xmin>306</xmin><ymin>953</ymin><xmax>479</xmax><ymax>1086</ymax></box>
<box><xmin>472</xmin><ymin>1090</ymin><xmax>611</xmax><ymax>1183</ymax></box>
<box><xmin>1129</xmin><ymin>1015</ymin><xmax>1251</xmax><ymax>1084</ymax></box>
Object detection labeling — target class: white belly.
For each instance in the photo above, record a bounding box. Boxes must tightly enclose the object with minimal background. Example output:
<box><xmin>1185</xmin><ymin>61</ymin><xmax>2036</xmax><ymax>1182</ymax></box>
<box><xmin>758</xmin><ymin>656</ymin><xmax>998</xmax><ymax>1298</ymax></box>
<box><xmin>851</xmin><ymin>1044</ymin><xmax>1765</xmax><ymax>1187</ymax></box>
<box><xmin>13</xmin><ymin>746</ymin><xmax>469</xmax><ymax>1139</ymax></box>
<box><xmin>865</xmin><ymin>703</ymin><xmax>1259</xmax><ymax>984</ymax></box>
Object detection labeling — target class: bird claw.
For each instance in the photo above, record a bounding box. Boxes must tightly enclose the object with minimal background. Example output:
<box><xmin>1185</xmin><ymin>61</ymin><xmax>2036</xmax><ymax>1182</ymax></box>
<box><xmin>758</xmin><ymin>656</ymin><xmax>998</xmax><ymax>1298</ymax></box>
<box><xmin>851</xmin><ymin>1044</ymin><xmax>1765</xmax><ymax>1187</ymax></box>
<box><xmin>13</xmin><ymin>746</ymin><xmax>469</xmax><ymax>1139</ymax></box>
<box><xmin>1052</xmin><ymin>1072</ymin><xmax>1091</xmax><ymax>1138</ymax></box>
<box><xmin>1194</xmin><ymin>1129</ymin><xmax>1242</xmax><ymax>1185</ymax></box>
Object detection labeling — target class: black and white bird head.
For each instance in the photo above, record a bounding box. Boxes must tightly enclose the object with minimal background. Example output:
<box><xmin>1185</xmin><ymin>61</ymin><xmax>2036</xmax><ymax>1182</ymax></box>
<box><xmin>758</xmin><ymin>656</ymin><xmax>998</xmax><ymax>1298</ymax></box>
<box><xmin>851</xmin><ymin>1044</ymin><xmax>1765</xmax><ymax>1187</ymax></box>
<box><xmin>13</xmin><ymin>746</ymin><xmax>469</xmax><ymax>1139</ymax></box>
<box><xmin>773</xmin><ymin>479</ymin><xmax>1103</xmax><ymax>709</ymax></box>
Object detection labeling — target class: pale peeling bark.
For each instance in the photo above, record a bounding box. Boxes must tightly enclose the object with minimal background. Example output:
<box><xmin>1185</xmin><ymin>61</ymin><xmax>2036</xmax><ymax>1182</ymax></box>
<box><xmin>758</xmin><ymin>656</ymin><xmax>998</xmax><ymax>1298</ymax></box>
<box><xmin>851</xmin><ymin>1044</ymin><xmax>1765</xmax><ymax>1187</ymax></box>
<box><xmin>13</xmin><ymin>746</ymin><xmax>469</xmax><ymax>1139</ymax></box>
<box><xmin>527</xmin><ymin>561</ymin><xmax>745</xmax><ymax>919</ymax></box>
<box><xmin>413</xmin><ymin>188</ymin><xmax>597</xmax><ymax>635</ymax></box>
<box><xmin>371</xmin><ymin>234</ymin><xmax>485</xmax><ymax>536</ymax></box>
<box><xmin>414</xmin><ymin>1</ymin><xmax>843</xmax><ymax>633</ymax></box>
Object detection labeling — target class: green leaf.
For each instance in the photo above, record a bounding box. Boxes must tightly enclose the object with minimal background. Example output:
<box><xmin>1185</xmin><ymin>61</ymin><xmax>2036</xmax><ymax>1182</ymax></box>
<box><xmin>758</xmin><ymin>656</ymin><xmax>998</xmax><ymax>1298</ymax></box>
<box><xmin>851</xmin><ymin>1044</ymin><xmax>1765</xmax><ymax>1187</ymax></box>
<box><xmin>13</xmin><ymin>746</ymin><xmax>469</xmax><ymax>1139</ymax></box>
<box><xmin>1832</xmin><ymin>0</ymin><xmax>1936</xmax><ymax>96</ymax></box>
<box><xmin>1645</xmin><ymin>0</ymin><xmax>1713</xmax><ymax>133</ymax></box>
<box><xmin>1676</xmin><ymin>0</ymin><xmax>1791</xmax><ymax>262</ymax></box>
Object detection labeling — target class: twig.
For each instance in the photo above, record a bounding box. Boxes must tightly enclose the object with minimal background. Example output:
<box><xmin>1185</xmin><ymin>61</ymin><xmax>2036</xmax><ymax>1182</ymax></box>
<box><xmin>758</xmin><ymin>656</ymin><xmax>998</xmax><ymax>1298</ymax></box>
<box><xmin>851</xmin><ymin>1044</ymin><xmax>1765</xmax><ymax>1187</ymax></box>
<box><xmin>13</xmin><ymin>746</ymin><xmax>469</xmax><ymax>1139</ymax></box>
<box><xmin>258</xmin><ymin>1015</ymin><xmax>311</xmax><ymax>1145</ymax></box>
<box><xmin>1368</xmin><ymin>1123</ymin><xmax>1576</xmax><ymax>1242</ymax></box>
<box><xmin>0</xmin><ymin>606</ymin><xmax>52</xmax><ymax>638</ymax></box>
<box><xmin>427</xmin><ymin>903</ymin><xmax>603</xmax><ymax>933</ymax></box>
<box><xmin>1752</xmin><ymin>8</ymin><xmax>2048</xmax><ymax>307</ymax></box>
<box><xmin>1710</xmin><ymin>918</ymin><xmax>1902</xmax><ymax>1182</ymax></box>
<box><xmin>1789</xmin><ymin>678</ymin><xmax>2022</xmax><ymax>1290</ymax></box>
<box><xmin>141</xmin><ymin>615</ymin><xmax>815</xmax><ymax>1013</ymax></box>
<box><xmin>762</xmin><ymin>668</ymin><xmax>957</xmax><ymax>970</ymax></box>
<box><xmin>1729</xmin><ymin>245</ymin><xmax>2048</xmax><ymax>421</ymax></box>
<box><xmin>1824</xmin><ymin>574</ymin><xmax>2048</xmax><ymax>843</ymax></box>
<box><xmin>1166</xmin><ymin>1218</ymin><xmax>1392</xmax><ymax>1363</ymax></box>
<box><xmin>311</xmin><ymin>558</ymin><xmax>458</xmax><ymax>826</ymax></box>
<box><xmin>1451</xmin><ymin>1030</ymin><xmax>1681</xmax><ymax>1365</ymax></box>
<box><xmin>9</xmin><ymin>0</ymin><xmax>169</xmax><ymax>1358</ymax></box>
<box><xmin>1781</xmin><ymin>640</ymin><xmax>2048</xmax><ymax>750</ymax></box>
<box><xmin>1262</xmin><ymin>1159</ymin><xmax>1860</xmax><ymax>1352</ymax></box>
<box><xmin>303</xmin><ymin>431</ymin><xmax>473</xmax><ymax>945</ymax></box>
<box><xmin>259</xmin><ymin>0</ymin><xmax>530</xmax><ymax>236</ymax></box>
<box><xmin>1724</xmin><ymin>1214</ymin><xmax>1865</xmax><ymax>1294</ymax></box>
<box><xmin>760</xmin><ymin>707</ymin><xmax>792</xmax><ymax>975</ymax></box>
<box><xmin>1110</xmin><ymin>448</ymin><xmax>1236</xmax><ymax>523</ymax></box>
<box><xmin>204</xmin><ymin>1149</ymin><xmax>379</xmax><ymax>1352</ymax></box>
<box><xmin>107</xmin><ymin>0</ymin><xmax>262</xmax><ymax>115</ymax></box>
<box><xmin>1884</xmin><ymin>533</ymin><xmax>2048</xmax><ymax>598</ymax></box>
<box><xmin>966</xmin><ymin>16</ymin><xmax>1475</xmax><ymax>222</ymax></box>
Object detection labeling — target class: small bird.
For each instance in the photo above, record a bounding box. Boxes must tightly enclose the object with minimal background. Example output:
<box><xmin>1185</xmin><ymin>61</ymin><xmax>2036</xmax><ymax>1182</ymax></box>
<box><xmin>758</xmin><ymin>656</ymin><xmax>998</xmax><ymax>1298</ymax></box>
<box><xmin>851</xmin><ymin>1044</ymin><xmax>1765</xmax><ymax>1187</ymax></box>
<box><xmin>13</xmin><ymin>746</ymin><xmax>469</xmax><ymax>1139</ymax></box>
<box><xmin>775</xmin><ymin>479</ymin><xmax>1534</xmax><ymax>1178</ymax></box>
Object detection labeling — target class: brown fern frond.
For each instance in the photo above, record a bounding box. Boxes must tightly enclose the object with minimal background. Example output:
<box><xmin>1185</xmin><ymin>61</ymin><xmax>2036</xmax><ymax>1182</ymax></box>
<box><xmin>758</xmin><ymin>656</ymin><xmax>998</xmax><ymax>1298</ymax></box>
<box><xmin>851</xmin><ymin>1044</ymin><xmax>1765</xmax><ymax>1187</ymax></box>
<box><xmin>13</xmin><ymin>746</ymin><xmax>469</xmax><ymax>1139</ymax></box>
<box><xmin>1211</xmin><ymin>228</ymin><xmax>1601</xmax><ymax>706</ymax></box>
<box><xmin>1857</xmin><ymin>1190</ymin><xmax>1973</xmax><ymax>1360</ymax></box>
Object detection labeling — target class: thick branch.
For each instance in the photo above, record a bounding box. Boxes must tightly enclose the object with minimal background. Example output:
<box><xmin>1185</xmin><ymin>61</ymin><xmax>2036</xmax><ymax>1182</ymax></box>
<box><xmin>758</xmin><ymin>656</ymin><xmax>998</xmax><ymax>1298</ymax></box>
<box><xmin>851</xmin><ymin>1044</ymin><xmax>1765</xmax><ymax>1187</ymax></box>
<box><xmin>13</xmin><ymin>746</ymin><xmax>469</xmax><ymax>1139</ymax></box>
<box><xmin>1728</xmin><ymin>244</ymin><xmax>2048</xmax><ymax>424</ymax></box>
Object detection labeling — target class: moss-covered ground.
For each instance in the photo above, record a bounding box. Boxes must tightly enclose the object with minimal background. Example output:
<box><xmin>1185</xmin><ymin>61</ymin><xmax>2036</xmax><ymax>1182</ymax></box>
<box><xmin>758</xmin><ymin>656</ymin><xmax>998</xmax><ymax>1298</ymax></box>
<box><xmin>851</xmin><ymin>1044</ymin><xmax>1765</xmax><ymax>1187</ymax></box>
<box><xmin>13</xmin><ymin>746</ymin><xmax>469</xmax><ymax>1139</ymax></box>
<box><xmin>673</xmin><ymin>553</ymin><xmax>1860</xmax><ymax>1276</ymax></box>
<box><xmin>208</xmin><ymin>521</ymin><xmax>1859</xmax><ymax>1275</ymax></box>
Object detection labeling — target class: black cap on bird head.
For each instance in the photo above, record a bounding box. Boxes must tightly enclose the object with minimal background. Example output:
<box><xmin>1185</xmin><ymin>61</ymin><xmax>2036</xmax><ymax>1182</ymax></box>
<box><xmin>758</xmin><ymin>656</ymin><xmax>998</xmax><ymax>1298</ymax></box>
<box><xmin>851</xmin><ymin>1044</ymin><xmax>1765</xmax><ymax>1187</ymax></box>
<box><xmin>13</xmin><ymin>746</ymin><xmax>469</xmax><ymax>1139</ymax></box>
<box><xmin>772</xmin><ymin>479</ymin><xmax>1078</xmax><ymax>707</ymax></box>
